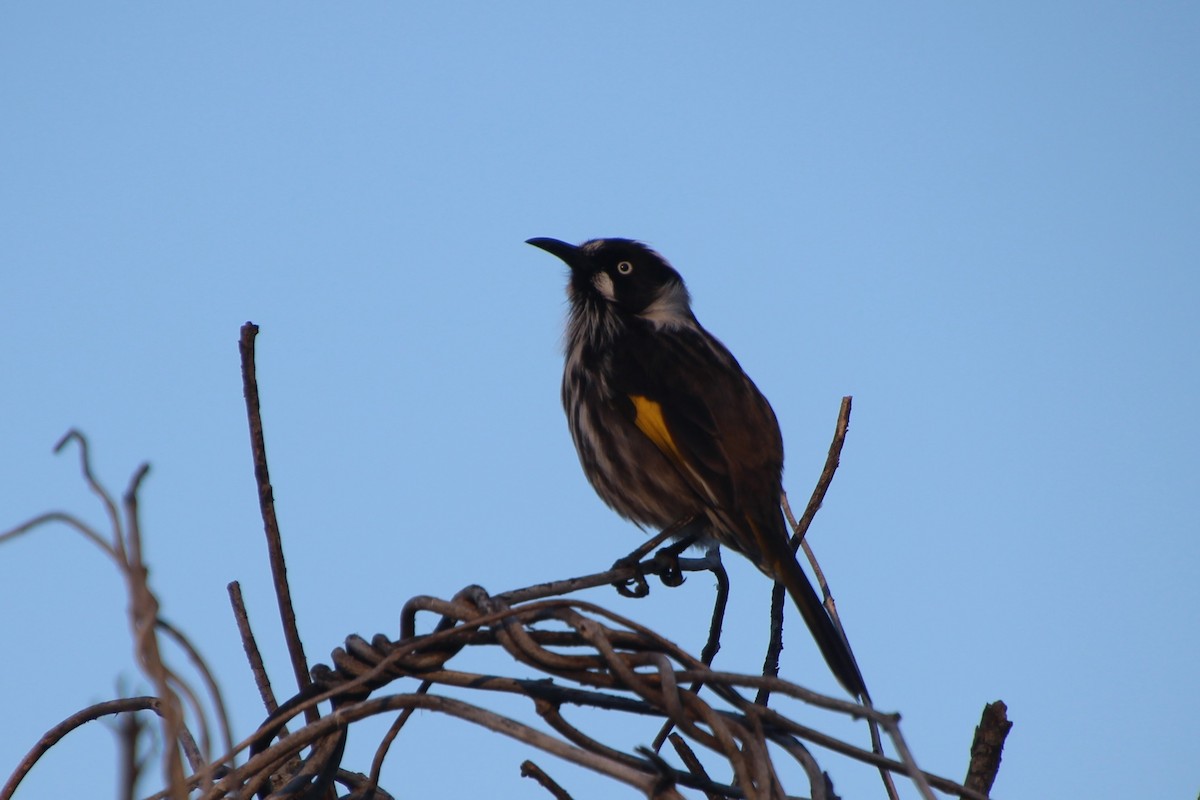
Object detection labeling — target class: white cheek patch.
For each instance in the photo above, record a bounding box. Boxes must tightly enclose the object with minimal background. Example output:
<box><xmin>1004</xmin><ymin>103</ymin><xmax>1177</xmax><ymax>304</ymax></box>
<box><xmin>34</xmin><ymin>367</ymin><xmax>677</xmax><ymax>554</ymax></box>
<box><xmin>592</xmin><ymin>271</ymin><xmax>615</xmax><ymax>300</ymax></box>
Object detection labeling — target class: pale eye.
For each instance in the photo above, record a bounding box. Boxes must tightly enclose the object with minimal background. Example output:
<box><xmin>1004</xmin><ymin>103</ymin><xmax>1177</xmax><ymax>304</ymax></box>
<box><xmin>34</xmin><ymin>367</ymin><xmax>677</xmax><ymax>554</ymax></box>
<box><xmin>616</xmin><ymin>261</ymin><xmax>633</xmax><ymax>275</ymax></box>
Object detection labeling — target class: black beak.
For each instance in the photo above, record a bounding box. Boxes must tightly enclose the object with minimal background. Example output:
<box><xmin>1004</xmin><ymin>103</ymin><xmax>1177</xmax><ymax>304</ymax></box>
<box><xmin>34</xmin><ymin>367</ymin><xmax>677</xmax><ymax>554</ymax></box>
<box><xmin>526</xmin><ymin>237</ymin><xmax>583</xmax><ymax>269</ymax></box>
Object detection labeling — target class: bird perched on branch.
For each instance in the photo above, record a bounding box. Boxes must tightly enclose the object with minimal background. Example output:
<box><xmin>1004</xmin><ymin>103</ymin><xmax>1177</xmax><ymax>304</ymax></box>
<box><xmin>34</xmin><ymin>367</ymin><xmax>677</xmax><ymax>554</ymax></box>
<box><xmin>527</xmin><ymin>236</ymin><xmax>865</xmax><ymax>698</ymax></box>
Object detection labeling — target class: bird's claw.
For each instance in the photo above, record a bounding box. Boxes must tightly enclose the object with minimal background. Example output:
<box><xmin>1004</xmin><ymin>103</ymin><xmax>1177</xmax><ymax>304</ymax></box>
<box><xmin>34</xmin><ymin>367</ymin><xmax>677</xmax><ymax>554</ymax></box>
<box><xmin>653</xmin><ymin>547</ymin><xmax>687</xmax><ymax>587</ymax></box>
<box><xmin>612</xmin><ymin>554</ymin><xmax>651</xmax><ymax>597</ymax></box>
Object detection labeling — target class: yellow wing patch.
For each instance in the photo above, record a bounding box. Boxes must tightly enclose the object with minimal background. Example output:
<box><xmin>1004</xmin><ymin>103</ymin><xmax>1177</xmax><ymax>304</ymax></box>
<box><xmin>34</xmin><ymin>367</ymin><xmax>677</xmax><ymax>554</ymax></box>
<box><xmin>629</xmin><ymin>395</ymin><xmax>684</xmax><ymax>464</ymax></box>
<box><xmin>629</xmin><ymin>393</ymin><xmax>721</xmax><ymax>506</ymax></box>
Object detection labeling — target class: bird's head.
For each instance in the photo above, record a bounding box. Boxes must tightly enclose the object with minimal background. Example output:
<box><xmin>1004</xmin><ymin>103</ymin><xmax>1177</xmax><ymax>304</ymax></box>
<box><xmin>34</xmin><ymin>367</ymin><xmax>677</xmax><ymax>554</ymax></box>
<box><xmin>526</xmin><ymin>237</ymin><xmax>693</xmax><ymax>326</ymax></box>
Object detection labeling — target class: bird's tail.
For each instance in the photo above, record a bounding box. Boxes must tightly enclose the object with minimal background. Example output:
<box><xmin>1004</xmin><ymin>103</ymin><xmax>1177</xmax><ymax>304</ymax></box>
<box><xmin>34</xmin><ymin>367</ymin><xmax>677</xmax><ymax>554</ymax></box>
<box><xmin>765</xmin><ymin>538</ymin><xmax>866</xmax><ymax>698</ymax></box>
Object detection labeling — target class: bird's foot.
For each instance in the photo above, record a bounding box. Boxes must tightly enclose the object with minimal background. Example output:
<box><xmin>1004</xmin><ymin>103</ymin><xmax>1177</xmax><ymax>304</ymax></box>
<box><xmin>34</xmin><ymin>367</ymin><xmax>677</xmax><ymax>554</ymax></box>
<box><xmin>651</xmin><ymin>536</ymin><xmax>697</xmax><ymax>587</ymax></box>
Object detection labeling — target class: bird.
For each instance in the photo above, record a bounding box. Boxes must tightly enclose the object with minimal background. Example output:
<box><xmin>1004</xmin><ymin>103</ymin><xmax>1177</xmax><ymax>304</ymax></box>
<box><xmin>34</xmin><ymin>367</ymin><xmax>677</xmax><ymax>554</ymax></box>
<box><xmin>527</xmin><ymin>236</ymin><xmax>865</xmax><ymax>697</ymax></box>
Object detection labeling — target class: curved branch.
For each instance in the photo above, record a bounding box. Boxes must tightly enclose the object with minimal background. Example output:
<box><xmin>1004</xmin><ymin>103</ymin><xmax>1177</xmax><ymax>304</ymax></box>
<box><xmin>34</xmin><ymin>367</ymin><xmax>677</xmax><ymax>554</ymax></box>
<box><xmin>0</xmin><ymin>511</ymin><xmax>117</xmax><ymax>562</ymax></box>
<box><xmin>54</xmin><ymin>429</ymin><xmax>128</xmax><ymax>564</ymax></box>
<box><xmin>0</xmin><ymin>697</ymin><xmax>162</xmax><ymax>800</ymax></box>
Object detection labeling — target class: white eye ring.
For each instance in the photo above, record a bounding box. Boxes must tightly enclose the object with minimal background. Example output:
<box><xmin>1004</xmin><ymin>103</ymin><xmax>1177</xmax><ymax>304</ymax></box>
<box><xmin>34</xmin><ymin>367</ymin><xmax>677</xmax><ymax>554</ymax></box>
<box><xmin>616</xmin><ymin>261</ymin><xmax>633</xmax><ymax>275</ymax></box>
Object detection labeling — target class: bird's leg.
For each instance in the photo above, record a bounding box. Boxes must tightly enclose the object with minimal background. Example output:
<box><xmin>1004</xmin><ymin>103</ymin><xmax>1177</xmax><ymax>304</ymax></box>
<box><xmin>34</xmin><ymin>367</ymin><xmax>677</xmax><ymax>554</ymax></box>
<box><xmin>651</xmin><ymin>516</ymin><xmax>714</xmax><ymax>587</ymax></box>
<box><xmin>611</xmin><ymin>515</ymin><xmax>699</xmax><ymax>597</ymax></box>
<box><xmin>652</xmin><ymin>531</ymin><xmax>702</xmax><ymax>587</ymax></box>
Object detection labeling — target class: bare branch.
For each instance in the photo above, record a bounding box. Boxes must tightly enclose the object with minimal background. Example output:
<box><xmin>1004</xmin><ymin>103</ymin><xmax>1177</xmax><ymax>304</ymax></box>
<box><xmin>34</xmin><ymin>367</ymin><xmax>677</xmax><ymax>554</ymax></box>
<box><xmin>238</xmin><ymin>322</ymin><xmax>315</xmax><ymax>720</ymax></box>
<box><xmin>787</xmin><ymin>395</ymin><xmax>852</xmax><ymax>549</ymax></box>
<box><xmin>964</xmin><ymin>701</ymin><xmax>1012</xmax><ymax>795</ymax></box>
<box><xmin>0</xmin><ymin>510</ymin><xmax>116</xmax><ymax>561</ymax></box>
<box><xmin>114</xmin><ymin>701</ymin><xmax>146</xmax><ymax>800</ymax></box>
<box><xmin>521</xmin><ymin>760</ymin><xmax>575</xmax><ymax>800</ymax></box>
<box><xmin>157</xmin><ymin>618</ymin><xmax>235</xmax><ymax>759</ymax></box>
<box><xmin>666</xmin><ymin>734</ymin><xmax>722</xmax><ymax>800</ymax></box>
<box><xmin>203</xmin><ymin>693</ymin><xmax>667</xmax><ymax>800</ymax></box>
<box><xmin>54</xmin><ymin>429</ymin><xmax>128</xmax><ymax>563</ymax></box>
<box><xmin>4</xmin><ymin>336</ymin><xmax>1004</xmax><ymax>800</ymax></box>
<box><xmin>777</xmin><ymin>397</ymin><xmax>899</xmax><ymax>798</ymax></box>
<box><xmin>226</xmin><ymin>580</ymin><xmax>281</xmax><ymax>717</ymax></box>
<box><xmin>1</xmin><ymin>697</ymin><xmax>161</xmax><ymax>800</ymax></box>
<box><xmin>120</xmin><ymin>463</ymin><xmax>190</xmax><ymax>799</ymax></box>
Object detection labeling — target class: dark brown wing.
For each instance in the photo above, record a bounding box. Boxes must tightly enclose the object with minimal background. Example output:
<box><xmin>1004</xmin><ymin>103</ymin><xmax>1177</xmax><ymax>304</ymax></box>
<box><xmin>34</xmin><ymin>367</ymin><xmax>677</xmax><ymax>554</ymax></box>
<box><xmin>610</xmin><ymin>321</ymin><xmax>866</xmax><ymax>696</ymax></box>
<box><xmin>609</xmin><ymin>322</ymin><xmax>782</xmax><ymax>556</ymax></box>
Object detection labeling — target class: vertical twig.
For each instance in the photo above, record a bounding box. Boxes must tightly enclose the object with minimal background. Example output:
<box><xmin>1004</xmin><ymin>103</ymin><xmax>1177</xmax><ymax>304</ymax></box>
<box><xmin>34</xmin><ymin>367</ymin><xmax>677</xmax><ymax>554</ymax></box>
<box><xmin>115</xmin><ymin>704</ymin><xmax>146</xmax><ymax>800</ymax></box>
<box><xmin>754</xmin><ymin>583</ymin><xmax>786</xmax><ymax>704</ymax></box>
<box><xmin>767</xmin><ymin>395</ymin><xmax>857</xmax><ymax>705</ymax></box>
<box><xmin>788</xmin><ymin>396</ymin><xmax>852</xmax><ymax>545</ymax></box>
<box><xmin>239</xmin><ymin>322</ymin><xmax>316</xmax><ymax>724</ymax></box>
<box><xmin>781</xmin><ymin>395</ymin><xmax>858</xmax><ymax>663</ymax></box>
<box><xmin>780</xmin><ymin>397</ymin><xmax>901</xmax><ymax>800</ymax></box>
<box><xmin>697</xmin><ymin>547</ymin><xmax>730</xmax><ymax>668</ymax></box>
<box><xmin>227</xmin><ymin>581</ymin><xmax>282</xmax><ymax>717</ymax></box>
<box><xmin>650</xmin><ymin>547</ymin><xmax>729</xmax><ymax>751</ymax></box>
<box><xmin>122</xmin><ymin>465</ymin><xmax>188</xmax><ymax>799</ymax></box>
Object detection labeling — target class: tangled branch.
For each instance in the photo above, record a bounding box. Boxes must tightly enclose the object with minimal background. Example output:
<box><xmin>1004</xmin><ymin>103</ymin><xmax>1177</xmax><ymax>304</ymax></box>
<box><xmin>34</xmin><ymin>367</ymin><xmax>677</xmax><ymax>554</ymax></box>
<box><xmin>0</xmin><ymin>323</ymin><xmax>1010</xmax><ymax>799</ymax></box>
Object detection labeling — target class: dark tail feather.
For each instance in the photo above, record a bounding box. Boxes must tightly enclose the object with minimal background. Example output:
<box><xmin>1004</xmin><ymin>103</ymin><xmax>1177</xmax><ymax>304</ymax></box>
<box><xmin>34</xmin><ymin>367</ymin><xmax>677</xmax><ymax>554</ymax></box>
<box><xmin>772</xmin><ymin>551</ymin><xmax>866</xmax><ymax>697</ymax></box>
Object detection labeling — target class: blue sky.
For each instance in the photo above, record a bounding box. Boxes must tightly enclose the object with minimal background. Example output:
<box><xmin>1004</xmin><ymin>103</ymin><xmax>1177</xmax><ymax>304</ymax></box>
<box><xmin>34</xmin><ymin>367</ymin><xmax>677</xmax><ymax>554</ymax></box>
<box><xmin>2</xmin><ymin>3</ymin><xmax>1197</xmax><ymax>798</ymax></box>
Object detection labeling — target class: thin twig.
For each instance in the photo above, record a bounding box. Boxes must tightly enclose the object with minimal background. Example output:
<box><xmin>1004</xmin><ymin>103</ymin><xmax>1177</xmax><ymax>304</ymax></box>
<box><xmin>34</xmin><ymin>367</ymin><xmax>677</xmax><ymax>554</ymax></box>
<box><xmin>239</xmin><ymin>322</ymin><xmax>315</xmax><ymax>722</ymax></box>
<box><xmin>0</xmin><ymin>511</ymin><xmax>116</xmax><ymax>561</ymax></box>
<box><xmin>365</xmin><ymin>682</ymin><xmax>431</xmax><ymax>792</ymax></box>
<box><xmin>156</xmin><ymin>618</ymin><xmax>236</xmax><ymax>759</ymax></box>
<box><xmin>860</xmin><ymin>697</ymin><xmax>901</xmax><ymax>800</ymax></box>
<box><xmin>697</xmin><ymin>546</ymin><xmax>730</xmax><ymax>667</ymax></box>
<box><xmin>765</xmin><ymin>732</ymin><xmax>828</xmax><ymax>800</ymax></box>
<box><xmin>873</xmin><ymin>708</ymin><xmax>937</xmax><ymax>800</ymax></box>
<box><xmin>780</xmin><ymin>397</ymin><xmax>895</xmax><ymax>799</ymax></box>
<box><xmin>227</xmin><ymin>581</ymin><xmax>281</xmax><ymax>717</ymax></box>
<box><xmin>520</xmin><ymin>760</ymin><xmax>575</xmax><ymax>800</ymax></box>
<box><xmin>114</xmin><ymin>702</ymin><xmax>145</xmax><ymax>800</ymax></box>
<box><xmin>650</xmin><ymin>547</ymin><xmax>728</xmax><ymax>752</ymax></box>
<box><xmin>755</xmin><ymin>582</ymin><xmax>787</xmax><ymax>705</ymax></box>
<box><xmin>760</xmin><ymin>395</ymin><xmax>852</xmax><ymax>708</ymax></box>
<box><xmin>667</xmin><ymin>734</ymin><xmax>721</xmax><ymax>800</ymax></box>
<box><xmin>787</xmin><ymin>395</ymin><xmax>852</xmax><ymax>550</ymax></box>
<box><xmin>54</xmin><ymin>429</ymin><xmax>128</xmax><ymax>563</ymax></box>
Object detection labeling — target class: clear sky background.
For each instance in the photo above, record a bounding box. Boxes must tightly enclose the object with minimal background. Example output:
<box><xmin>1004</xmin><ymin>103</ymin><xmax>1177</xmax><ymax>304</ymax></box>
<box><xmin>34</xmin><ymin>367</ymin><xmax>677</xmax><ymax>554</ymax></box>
<box><xmin>2</xmin><ymin>4</ymin><xmax>1197</xmax><ymax>799</ymax></box>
